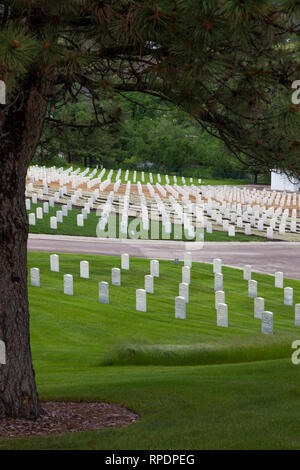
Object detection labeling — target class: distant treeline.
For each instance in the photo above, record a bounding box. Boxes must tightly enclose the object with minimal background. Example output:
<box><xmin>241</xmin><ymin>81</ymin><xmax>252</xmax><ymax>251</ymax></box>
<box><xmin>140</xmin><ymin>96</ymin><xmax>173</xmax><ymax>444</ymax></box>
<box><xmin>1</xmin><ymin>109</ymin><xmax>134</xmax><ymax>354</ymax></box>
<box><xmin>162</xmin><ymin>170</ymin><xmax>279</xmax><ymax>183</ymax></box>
<box><xmin>34</xmin><ymin>93</ymin><xmax>269</xmax><ymax>183</ymax></box>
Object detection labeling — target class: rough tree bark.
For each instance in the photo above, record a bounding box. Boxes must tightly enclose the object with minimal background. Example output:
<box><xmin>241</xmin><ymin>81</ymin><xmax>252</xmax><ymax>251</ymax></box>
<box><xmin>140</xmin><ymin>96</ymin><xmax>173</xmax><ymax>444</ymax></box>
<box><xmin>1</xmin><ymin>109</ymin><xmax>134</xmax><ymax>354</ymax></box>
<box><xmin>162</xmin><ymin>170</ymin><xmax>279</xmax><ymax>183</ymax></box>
<box><xmin>0</xmin><ymin>76</ymin><xmax>50</xmax><ymax>419</ymax></box>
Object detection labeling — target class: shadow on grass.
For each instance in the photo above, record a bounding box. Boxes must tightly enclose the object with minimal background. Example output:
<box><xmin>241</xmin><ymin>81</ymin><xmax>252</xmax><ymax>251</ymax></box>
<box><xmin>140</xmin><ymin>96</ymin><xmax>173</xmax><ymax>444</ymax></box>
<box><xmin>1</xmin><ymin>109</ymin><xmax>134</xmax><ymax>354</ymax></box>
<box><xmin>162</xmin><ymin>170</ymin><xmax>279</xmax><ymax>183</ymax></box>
<box><xmin>100</xmin><ymin>335</ymin><xmax>294</xmax><ymax>367</ymax></box>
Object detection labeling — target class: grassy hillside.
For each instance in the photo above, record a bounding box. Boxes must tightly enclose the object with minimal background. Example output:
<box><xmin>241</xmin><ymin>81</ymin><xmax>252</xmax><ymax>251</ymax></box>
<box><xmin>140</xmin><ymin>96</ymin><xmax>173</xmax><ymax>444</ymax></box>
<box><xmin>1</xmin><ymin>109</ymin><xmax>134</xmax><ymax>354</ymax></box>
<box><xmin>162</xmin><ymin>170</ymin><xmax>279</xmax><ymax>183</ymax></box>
<box><xmin>0</xmin><ymin>252</ymin><xmax>299</xmax><ymax>449</ymax></box>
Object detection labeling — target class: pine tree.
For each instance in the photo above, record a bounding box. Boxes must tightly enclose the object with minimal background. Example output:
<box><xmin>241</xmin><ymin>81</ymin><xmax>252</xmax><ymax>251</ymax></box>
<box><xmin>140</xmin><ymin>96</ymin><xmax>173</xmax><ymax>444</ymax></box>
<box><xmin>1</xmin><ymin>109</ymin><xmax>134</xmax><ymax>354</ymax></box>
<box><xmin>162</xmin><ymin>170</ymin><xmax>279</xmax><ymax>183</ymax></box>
<box><xmin>0</xmin><ymin>0</ymin><xmax>300</xmax><ymax>419</ymax></box>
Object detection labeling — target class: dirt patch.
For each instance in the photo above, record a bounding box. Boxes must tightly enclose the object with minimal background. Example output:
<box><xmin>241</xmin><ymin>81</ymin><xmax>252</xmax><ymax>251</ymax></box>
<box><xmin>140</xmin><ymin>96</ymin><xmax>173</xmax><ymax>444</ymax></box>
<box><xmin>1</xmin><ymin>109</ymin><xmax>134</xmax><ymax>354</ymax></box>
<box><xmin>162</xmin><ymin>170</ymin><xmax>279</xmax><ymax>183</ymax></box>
<box><xmin>0</xmin><ymin>401</ymin><xmax>140</xmax><ymax>438</ymax></box>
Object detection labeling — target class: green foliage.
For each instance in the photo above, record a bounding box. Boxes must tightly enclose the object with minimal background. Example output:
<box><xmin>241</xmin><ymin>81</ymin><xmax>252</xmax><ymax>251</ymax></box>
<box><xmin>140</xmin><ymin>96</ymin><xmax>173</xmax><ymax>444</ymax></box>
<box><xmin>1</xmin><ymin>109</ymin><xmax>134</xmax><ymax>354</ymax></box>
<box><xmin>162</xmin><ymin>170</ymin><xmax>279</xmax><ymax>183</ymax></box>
<box><xmin>2</xmin><ymin>1</ymin><xmax>300</xmax><ymax>173</ymax></box>
<box><xmin>38</xmin><ymin>92</ymin><xmax>251</xmax><ymax>179</ymax></box>
<box><xmin>0</xmin><ymin>22</ymin><xmax>40</xmax><ymax>92</ymax></box>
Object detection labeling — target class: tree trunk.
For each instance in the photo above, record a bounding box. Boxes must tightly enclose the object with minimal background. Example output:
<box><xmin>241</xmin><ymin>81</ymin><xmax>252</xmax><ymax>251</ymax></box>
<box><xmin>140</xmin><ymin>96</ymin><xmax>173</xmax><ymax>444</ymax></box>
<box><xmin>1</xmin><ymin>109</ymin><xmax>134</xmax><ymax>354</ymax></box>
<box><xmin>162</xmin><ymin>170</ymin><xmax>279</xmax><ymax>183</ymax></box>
<box><xmin>0</xmin><ymin>77</ymin><xmax>50</xmax><ymax>418</ymax></box>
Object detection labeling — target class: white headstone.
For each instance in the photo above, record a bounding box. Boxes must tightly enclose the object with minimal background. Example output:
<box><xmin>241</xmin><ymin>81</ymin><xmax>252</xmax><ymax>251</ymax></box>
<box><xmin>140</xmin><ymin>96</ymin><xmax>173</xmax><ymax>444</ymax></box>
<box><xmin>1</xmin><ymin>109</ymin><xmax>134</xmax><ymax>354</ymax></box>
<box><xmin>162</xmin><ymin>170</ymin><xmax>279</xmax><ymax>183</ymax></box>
<box><xmin>77</xmin><ymin>214</ymin><xmax>84</xmax><ymax>227</ymax></box>
<box><xmin>214</xmin><ymin>273</ymin><xmax>223</xmax><ymax>291</ymax></box>
<box><xmin>254</xmin><ymin>297</ymin><xmax>264</xmax><ymax>319</ymax></box>
<box><xmin>213</xmin><ymin>258</ymin><xmax>222</xmax><ymax>273</ymax></box>
<box><xmin>80</xmin><ymin>260</ymin><xmax>89</xmax><ymax>279</ymax></box>
<box><xmin>248</xmin><ymin>280</ymin><xmax>257</xmax><ymax>298</ymax></box>
<box><xmin>179</xmin><ymin>282</ymin><xmax>189</xmax><ymax>303</ymax></box>
<box><xmin>184</xmin><ymin>251</ymin><xmax>192</xmax><ymax>268</ymax></box>
<box><xmin>217</xmin><ymin>303</ymin><xmax>228</xmax><ymax>327</ymax></box>
<box><xmin>150</xmin><ymin>260</ymin><xmax>159</xmax><ymax>277</ymax></box>
<box><xmin>56</xmin><ymin>210</ymin><xmax>63</xmax><ymax>223</ymax></box>
<box><xmin>136</xmin><ymin>289</ymin><xmax>147</xmax><ymax>312</ymax></box>
<box><xmin>228</xmin><ymin>226</ymin><xmax>235</xmax><ymax>237</ymax></box>
<box><xmin>145</xmin><ymin>275</ymin><xmax>154</xmax><ymax>294</ymax></box>
<box><xmin>215</xmin><ymin>290</ymin><xmax>225</xmax><ymax>309</ymax></box>
<box><xmin>50</xmin><ymin>254</ymin><xmax>59</xmax><ymax>272</ymax></box>
<box><xmin>257</xmin><ymin>220</ymin><xmax>264</xmax><ymax>231</ymax></box>
<box><xmin>43</xmin><ymin>201</ymin><xmax>49</xmax><ymax>213</ymax></box>
<box><xmin>206</xmin><ymin>222</ymin><xmax>213</xmax><ymax>233</ymax></box>
<box><xmin>50</xmin><ymin>216</ymin><xmax>57</xmax><ymax>229</ymax></box>
<box><xmin>262</xmin><ymin>311</ymin><xmax>273</xmax><ymax>335</ymax></box>
<box><xmin>30</xmin><ymin>268</ymin><xmax>40</xmax><ymax>287</ymax></box>
<box><xmin>0</xmin><ymin>80</ymin><xmax>6</xmax><ymax>105</ymax></box>
<box><xmin>112</xmin><ymin>267</ymin><xmax>121</xmax><ymax>286</ymax></box>
<box><xmin>266</xmin><ymin>227</ymin><xmax>273</xmax><ymax>240</ymax></box>
<box><xmin>244</xmin><ymin>224</ymin><xmax>251</xmax><ymax>235</ymax></box>
<box><xmin>121</xmin><ymin>253</ymin><xmax>129</xmax><ymax>270</ymax></box>
<box><xmin>99</xmin><ymin>281</ymin><xmax>109</xmax><ymax>304</ymax></box>
<box><xmin>243</xmin><ymin>265</ymin><xmax>252</xmax><ymax>281</ymax></box>
<box><xmin>175</xmin><ymin>296</ymin><xmax>186</xmax><ymax>319</ymax></box>
<box><xmin>36</xmin><ymin>207</ymin><xmax>43</xmax><ymax>219</ymax></box>
<box><xmin>182</xmin><ymin>266</ymin><xmax>191</xmax><ymax>285</ymax></box>
<box><xmin>275</xmin><ymin>272</ymin><xmax>283</xmax><ymax>289</ymax></box>
<box><xmin>26</xmin><ymin>199</ymin><xmax>31</xmax><ymax>211</ymax></box>
<box><xmin>0</xmin><ymin>340</ymin><xmax>6</xmax><ymax>365</ymax></box>
<box><xmin>64</xmin><ymin>274</ymin><xmax>73</xmax><ymax>295</ymax></box>
<box><xmin>29</xmin><ymin>213</ymin><xmax>36</xmax><ymax>225</ymax></box>
<box><xmin>284</xmin><ymin>287</ymin><xmax>293</xmax><ymax>306</ymax></box>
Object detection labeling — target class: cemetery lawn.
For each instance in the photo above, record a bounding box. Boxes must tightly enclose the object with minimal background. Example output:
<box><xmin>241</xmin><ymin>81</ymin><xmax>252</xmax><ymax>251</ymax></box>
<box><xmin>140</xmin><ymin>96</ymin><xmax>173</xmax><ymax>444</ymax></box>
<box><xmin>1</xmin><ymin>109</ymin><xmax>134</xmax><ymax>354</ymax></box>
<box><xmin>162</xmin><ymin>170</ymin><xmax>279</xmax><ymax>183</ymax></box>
<box><xmin>28</xmin><ymin>203</ymin><xmax>265</xmax><ymax>242</ymax></box>
<box><xmin>1</xmin><ymin>251</ymin><xmax>300</xmax><ymax>450</ymax></box>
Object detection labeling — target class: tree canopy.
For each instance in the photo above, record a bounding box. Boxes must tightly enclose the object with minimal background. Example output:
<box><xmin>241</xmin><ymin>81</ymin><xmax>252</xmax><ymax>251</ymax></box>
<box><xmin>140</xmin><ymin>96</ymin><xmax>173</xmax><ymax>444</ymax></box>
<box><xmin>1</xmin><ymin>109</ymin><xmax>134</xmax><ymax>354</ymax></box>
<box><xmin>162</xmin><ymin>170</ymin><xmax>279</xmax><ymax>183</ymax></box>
<box><xmin>37</xmin><ymin>92</ymin><xmax>247</xmax><ymax>180</ymax></box>
<box><xmin>1</xmin><ymin>0</ymin><xmax>300</xmax><ymax>175</ymax></box>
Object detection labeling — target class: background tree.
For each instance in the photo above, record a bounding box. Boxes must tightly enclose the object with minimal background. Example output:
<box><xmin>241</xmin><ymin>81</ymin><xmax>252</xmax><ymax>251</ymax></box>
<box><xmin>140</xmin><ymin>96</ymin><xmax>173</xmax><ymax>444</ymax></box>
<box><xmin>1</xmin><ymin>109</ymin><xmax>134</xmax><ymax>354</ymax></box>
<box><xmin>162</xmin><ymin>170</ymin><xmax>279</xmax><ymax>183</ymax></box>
<box><xmin>37</xmin><ymin>99</ymin><xmax>122</xmax><ymax>168</ymax></box>
<box><xmin>0</xmin><ymin>0</ymin><xmax>300</xmax><ymax>419</ymax></box>
<box><xmin>36</xmin><ymin>92</ymin><xmax>267</xmax><ymax>182</ymax></box>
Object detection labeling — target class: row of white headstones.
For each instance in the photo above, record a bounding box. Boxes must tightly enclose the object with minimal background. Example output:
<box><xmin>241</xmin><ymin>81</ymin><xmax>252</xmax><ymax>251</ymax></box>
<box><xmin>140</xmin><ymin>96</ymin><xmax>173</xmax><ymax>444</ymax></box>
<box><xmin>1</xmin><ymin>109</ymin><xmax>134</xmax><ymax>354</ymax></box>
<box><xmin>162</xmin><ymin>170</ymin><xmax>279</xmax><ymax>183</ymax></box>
<box><xmin>200</xmin><ymin>186</ymin><xmax>300</xmax><ymax>237</ymax></box>
<box><xmin>212</xmin><ymin>259</ymin><xmax>299</xmax><ymax>334</ymax></box>
<box><xmin>96</xmin><ymin>188</ymin><xmax>298</xmax><ymax>238</ymax></box>
<box><xmin>29</xmin><ymin>253</ymin><xmax>300</xmax><ymax>334</ymax></box>
<box><xmin>203</xmin><ymin>185</ymin><xmax>300</xmax><ymax>209</ymax></box>
<box><xmin>203</xmin><ymin>196</ymin><xmax>298</xmax><ymax>237</ymax></box>
<box><xmin>27</xmin><ymin>165</ymin><xmax>299</xmax><ymax>216</ymax></box>
<box><xmin>30</xmin><ymin>254</ymin><xmax>180</xmax><ymax>304</ymax></box>
<box><xmin>26</xmin><ymin>180</ymin><xmax>299</xmax><ymax>241</ymax></box>
<box><xmin>28</xmin><ymin>163</ymin><xmax>300</xmax><ymax>213</ymax></box>
<box><xmin>174</xmin><ymin>260</ymin><xmax>299</xmax><ymax>335</ymax></box>
<box><xmin>26</xmin><ymin>185</ymin><xmax>199</xmax><ymax>237</ymax></box>
<box><xmin>27</xmin><ymin>165</ymin><xmax>203</xmax><ymax>188</ymax></box>
<box><xmin>26</xmin><ymin>189</ymin><xmax>85</xmax><ymax>229</ymax></box>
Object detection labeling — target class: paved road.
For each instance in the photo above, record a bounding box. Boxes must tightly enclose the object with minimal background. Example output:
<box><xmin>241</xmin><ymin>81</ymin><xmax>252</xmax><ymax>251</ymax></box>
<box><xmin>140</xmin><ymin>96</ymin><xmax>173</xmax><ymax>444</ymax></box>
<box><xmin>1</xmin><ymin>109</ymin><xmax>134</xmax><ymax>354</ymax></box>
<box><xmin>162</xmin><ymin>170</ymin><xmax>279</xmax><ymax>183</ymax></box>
<box><xmin>28</xmin><ymin>234</ymin><xmax>300</xmax><ymax>280</ymax></box>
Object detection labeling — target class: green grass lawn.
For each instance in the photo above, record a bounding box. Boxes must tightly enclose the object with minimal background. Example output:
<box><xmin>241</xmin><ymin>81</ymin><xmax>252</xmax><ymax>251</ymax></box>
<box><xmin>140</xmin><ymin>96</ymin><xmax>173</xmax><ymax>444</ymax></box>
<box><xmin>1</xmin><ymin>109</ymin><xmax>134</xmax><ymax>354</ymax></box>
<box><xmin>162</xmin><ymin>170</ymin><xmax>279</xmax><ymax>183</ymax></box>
<box><xmin>28</xmin><ymin>202</ymin><xmax>265</xmax><ymax>242</ymax></box>
<box><xmin>1</xmin><ymin>252</ymin><xmax>300</xmax><ymax>449</ymax></box>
